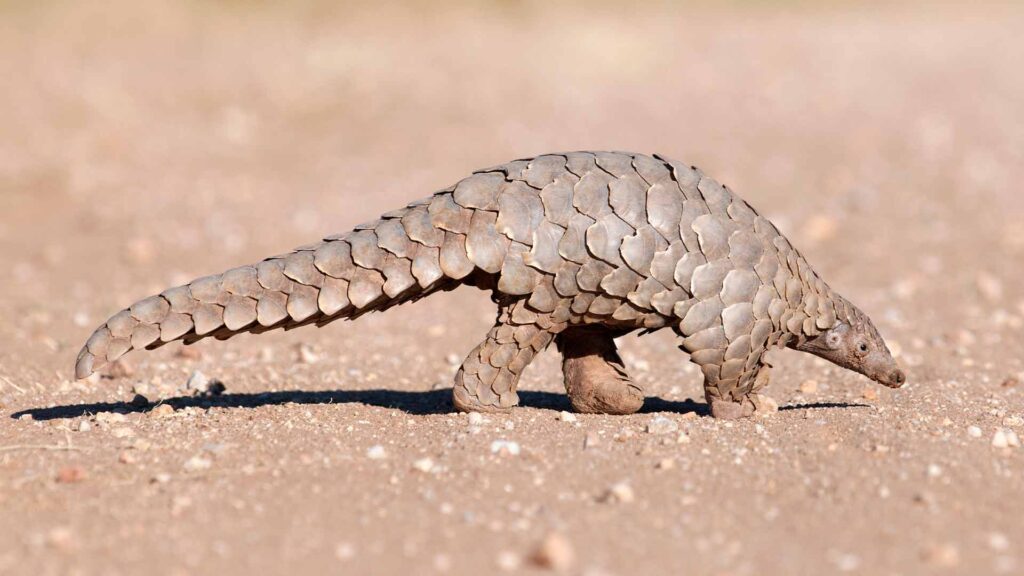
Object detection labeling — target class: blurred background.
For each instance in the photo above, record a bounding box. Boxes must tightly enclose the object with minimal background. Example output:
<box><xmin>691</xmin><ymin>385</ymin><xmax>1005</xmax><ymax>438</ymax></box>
<box><xmin>1</xmin><ymin>1</ymin><xmax>1022</xmax><ymax>575</ymax></box>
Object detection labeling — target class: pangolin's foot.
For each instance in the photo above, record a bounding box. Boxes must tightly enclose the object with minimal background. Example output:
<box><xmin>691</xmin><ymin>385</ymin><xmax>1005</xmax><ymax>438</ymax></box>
<box><xmin>451</xmin><ymin>362</ymin><xmax>519</xmax><ymax>413</ymax></box>
<box><xmin>452</xmin><ymin>382</ymin><xmax>516</xmax><ymax>413</ymax></box>
<box><xmin>451</xmin><ymin>299</ymin><xmax>554</xmax><ymax>413</ymax></box>
<box><xmin>709</xmin><ymin>393</ymin><xmax>778</xmax><ymax>419</ymax></box>
<box><xmin>709</xmin><ymin>397</ymin><xmax>753</xmax><ymax>419</ymax></box>
<box><xmin>557</xmin><ymin>328</ymin><xmax>644</xmax><ymax>415</ymax></box>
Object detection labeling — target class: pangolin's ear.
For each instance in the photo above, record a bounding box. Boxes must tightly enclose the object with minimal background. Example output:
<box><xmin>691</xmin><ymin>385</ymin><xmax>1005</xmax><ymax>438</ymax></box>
<box><xmin>825</xmin><ymin>323</ymin><xmax>848</xmax><ymax>350</ymax></box>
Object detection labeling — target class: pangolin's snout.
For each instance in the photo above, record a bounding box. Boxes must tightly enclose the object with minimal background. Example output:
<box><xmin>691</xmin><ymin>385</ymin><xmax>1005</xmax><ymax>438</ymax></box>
<box><xmin>885</xmin><ymin>369</ymin><xmax>906</xmax><ymax>388</ymax></box>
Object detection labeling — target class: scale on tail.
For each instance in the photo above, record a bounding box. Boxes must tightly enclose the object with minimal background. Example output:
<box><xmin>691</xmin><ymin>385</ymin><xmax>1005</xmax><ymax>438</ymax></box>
<box><xmin>76</xmin><ymin>151</ymin><xmax>905</xmax><ymax>419</ymax></box>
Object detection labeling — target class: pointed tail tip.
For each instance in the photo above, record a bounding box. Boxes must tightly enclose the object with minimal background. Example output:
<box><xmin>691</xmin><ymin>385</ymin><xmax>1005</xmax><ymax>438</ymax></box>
<box><xmin>75</xmin><ymin>349</ymin><xmax>96</xmax><ymax>381</ymax></box>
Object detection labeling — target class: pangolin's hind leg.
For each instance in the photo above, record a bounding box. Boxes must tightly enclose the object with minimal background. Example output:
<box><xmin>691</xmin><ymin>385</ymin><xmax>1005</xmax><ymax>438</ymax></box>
<box><xmin>452</xmin><ymin>299</ymin><xmax>555</xmax><ymax>413</ymax></box>
<box><xmin>556</xmin><ymin>328</ymin><xmax>644</xmax><ymax>415</ymax></box>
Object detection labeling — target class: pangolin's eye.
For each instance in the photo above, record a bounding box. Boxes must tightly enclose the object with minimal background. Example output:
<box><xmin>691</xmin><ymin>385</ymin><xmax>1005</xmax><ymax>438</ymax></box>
<box><xmin>858</xmin><ymin>343</ymin><xmax>869</xmax><ymax>353</ymax></box>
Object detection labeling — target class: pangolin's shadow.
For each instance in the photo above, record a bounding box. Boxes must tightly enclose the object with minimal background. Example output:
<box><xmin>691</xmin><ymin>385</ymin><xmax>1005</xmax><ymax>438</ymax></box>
<box><xmin>10</xmin><ymin>389</ymin><xmax>865</xmax><ymax>422</ymax></box>
<box><xmin>11</xmin><ymin>388</ymin><xmax>717</xmax><ymax>421</ymax></box>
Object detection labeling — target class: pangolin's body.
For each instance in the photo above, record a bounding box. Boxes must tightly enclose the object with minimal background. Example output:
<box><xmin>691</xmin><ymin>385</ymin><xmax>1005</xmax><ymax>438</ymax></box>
<box><xmin>76</xmin><ymin>151</ymin><xmax>904</xmax><ymax>418</ymax></box>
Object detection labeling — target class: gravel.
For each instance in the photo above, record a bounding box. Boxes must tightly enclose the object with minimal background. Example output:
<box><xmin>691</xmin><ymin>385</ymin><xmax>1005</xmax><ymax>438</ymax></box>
<box><xmin>1</xmin><ymin>4</ymin><xmax>1022</xmax><ymax>575</ymax></box>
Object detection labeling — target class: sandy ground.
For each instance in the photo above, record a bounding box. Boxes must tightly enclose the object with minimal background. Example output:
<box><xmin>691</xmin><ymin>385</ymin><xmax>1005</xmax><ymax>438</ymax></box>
<box><xmin>1</xmin><ymin>1</ymin><xmax>1022</xmax><ymax>575</ymax></box>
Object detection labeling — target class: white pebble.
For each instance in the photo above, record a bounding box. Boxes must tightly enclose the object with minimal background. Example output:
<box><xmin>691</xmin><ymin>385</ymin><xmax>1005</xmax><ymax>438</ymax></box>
<box><xmin>600</xmin><ymin>481</ymin><xmax>635</xmax><ymax>504</ymax></box>
<box><xmin>296</xmin><ymin>343</ymin><xmax>319</xmax><ymax>364</ymax></box>
<box><xmin>366</xmin><ymin>445</ymin><xmax>387</xmax><ymax>460</ymax></box>
<box><xmin>183</xmin><ymin>455</ymin><xmax>212</xmax><ymax>472</ymax></box>
<box><xmin>967</xmin><ymin>426</ymin><xmax>982</xmax><ymax>438</ymax></box>
<box><xmin>558</xmin><ymin>411</ymin><xmax>577</xmax><ymax>423</ymax></box>
<box><xmin>656</xmin><ymin>458</ymin><xmax>676</xmax><ymax>470</ymax></box>
<box><xmin>95</xmin><ymin>411</ymin><xmax>126</xmax><ymax>424</ymax></box>
<box><xmin>412</xmin><ymin>457</ymin><xmax>435</xmax><ymax>473</ymax></box>
<box><xmin>467</xmin><ymin>412</ymin><xmax>485</xmax><ymax>426</ymax></box>
<box><xmin>988</xmin><ymin>532</ymin><xmax>1010</xmax><ymax>551</ymax></box>
<box><xmin>490</xmin><ymin>440</ymin><xmax>520</xmax><ymax>456</ymax></box>
<box><xmin>833</xmin><ymin>553</ymin><xmax>861</xmax><ymax>572</ymax></box>
<box><xmin>335</xmin><ymin>542</ymin><xmax>355</xmax><ymax>560</ymax></box>
<box><xmin>496</xmin><ymin>551</ymin><xmax>520</xmax><ymax>571</ymax></box>
<box><xmin>186</xmin><ymin>370</ymin><xmax>210</xmax><ymax>393</ymax></box>
<box><xmin>992</xmin><ymin>428</ymin><xmax>1021</xmax><ymax>449</ymax></box>
<box><xmin>77</xmin><ymin>420</ymin><xmax>91</xmax><ymax>433</ymax></box>
<box><xmin>926</xmin><ymin>464</ymin><xmax>942</xmax><ymax>478</ymax></box>
<box><xmin>646</xmin><ymin>416</ymin><xmax>678</xmax><ymax>435</ymax></box>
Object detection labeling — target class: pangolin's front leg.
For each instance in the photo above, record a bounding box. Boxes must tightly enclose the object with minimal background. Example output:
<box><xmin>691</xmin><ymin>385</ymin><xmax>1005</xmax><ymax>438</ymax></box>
<box><xmin>452</xmin><ymin>299</ymin><xmax>556</xmax><ymax>413</ymax></box>
<box><xmin>556</xmin><ymin>327</ymin><xmax>644</xmax><ymax>415</ymax></box>
<box><xmin>699</xmin><ymin>362</ymin><xmax>777</xmax><ymax>419</ymax></box>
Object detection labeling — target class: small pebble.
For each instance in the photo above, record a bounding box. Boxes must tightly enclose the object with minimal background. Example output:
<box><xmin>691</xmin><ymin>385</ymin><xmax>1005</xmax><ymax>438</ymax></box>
<box><xmin>496</xmin><ymin>551</ymin><xmax>521</xmax><ymax>571</ymax></box>
<box><xmin>335</xmin><ymin>542</ymin><xmax>355</xmax><ymax>561</ymax></box>
<box><xmin>656</xmin><ymin>458</ymin><xmax>676</xmax><ymax>470</ymax></box>
<box><xmin>600</xmin><ymin>481</ymin><xmax>635</xmax><ymax>504</ymax></box>
<box><xmin>833</xmin><ymin>553</ymin><xmax>860</xmax><ymax>572</ymax></box>
<box><xmin>467</xmin><ymin>412</ymin><xmax>485</xmax><ymax>426</ymax></box>
<box><xmin>803</xmin><ymin>214</ymin><xmax>838</xmax><ymax>243</ymax></box>
<box><xmin>366</xmin><ymin>445</ymin><xmax>387</xmax><ymax>460</ymax></box>
<box><xmin>967</xmin><ymin>425</ymin><xmax>982</xmax><ymax>438</ymax></box>
<box><xmin>490</xmin><ymin>440</ymin><xmax>520</xmax><ymax>456</ymax></box>
<box><xmin>646</xmin><ymin>416</ymin><xmax>678</xmax><ymax>435</ymax></box>
<box><xmin>583</xmin><ymin>432</ymin><xmax>600</xmax><ymax>450</ymax></box>
<box><xmin>77</xmin><ymin>420</ymin><xmax>91</xmax><ymax>433</ymax></box>
<box><xmin>992</xmin><ymin>428</ymin><xmax>1020</xmax><ymax>449</ymax></box>
<box><xmin>296</xmin><ymin>343</ymin><xmax>319</xmax><ymax>364</ymax></box>
<box><xmin>46</xmin><ymin>526</ymin><xmax>77</xmax><ymax>552</ymax></box>
<box><xmin>95</xmin><ymin>412</ymin><xmax>126</xmax><ymax>424</ymax></box>
<box><xmin>412</xmin><ymin>457</ymin><xmax>435</xmax><ymax>473</ymax></box>
<box><xmin>800</xmin><ymin>380</ymin><xmax>819</xmax><ymax>394</ymax></box>
<box><xmin>988</xmin><ymin>532</ymin><xmax>1010</xmax><ymax>551</ymax></box>
<box><xmin>926</xmin><ymin>464</ymin><xmax>942</xmax><ymax>478</ymax></box>
<box><xmin>56</xmin><ymin>466</ymin><xmax>86</xmax><ymax>484</ymax></box>
<box><xmin>186</xmin><ymin>370</ymin><xmax>210</xmax><ymax>393</ymax></box>
<box><xmin>558</xmin><ymin>411</ymin><xmax>577</xmax><ymax>423</ymax></box>
<box><xmin>530</xmin><ymin>532</ymin><xmax>575</xmax><ymax>572</ymax></box>
<box><xmin>976</xmin><ymin>273</ymin><xmax>1003</xmax><ymax>302</ymax></box>
<box><xmin>150</xmin><ymin>404</ymin><xmax>175</xmax><ymax>418</ymax></box>
<box><xmin>921</xmin><ymin>543</ymin><xmax>960</xmax><ymax>567</ymax></box>
<box><xmin>183</xmin><ymin>455</ymin><xmax>212</xmax><ymax>472</ymax></box>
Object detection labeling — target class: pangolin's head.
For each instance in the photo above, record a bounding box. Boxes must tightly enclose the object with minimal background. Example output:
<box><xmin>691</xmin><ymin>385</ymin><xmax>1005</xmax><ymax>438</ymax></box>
<box><xmin>795</xmin><ymin>302</ymin><xmax>906</xmax><ymax>388</ymax></box>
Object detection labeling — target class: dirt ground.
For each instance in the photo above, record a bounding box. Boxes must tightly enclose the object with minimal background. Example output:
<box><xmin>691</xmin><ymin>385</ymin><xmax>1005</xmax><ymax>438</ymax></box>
<box><xmin>1</xmin><ymin>1</ymin><xmax>1022</xmax><ymax>575</ymax></box>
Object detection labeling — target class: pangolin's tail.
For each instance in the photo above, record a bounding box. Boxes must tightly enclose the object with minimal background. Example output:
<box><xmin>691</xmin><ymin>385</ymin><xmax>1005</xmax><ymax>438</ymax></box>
<box><xmin>74</xmin><ymin>182</ymin><xmax>508</xmax><ymax>379</ymax></box>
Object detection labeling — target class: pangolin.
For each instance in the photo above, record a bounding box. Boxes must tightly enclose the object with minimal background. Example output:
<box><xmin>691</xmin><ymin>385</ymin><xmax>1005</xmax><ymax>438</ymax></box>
<box><xmin>75</xmin><ymin>151</ymin><xmax>905</xmax><ymax>419</ymax></box>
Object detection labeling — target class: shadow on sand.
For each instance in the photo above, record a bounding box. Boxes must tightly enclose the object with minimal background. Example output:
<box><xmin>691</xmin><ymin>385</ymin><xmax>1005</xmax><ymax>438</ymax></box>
<box><xmin>10</xmin><ymin>387</ymin><xmax>867</xmax><ymax>422</ymax></box>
